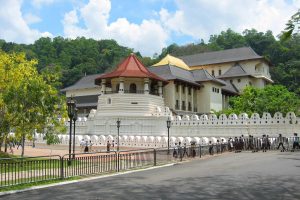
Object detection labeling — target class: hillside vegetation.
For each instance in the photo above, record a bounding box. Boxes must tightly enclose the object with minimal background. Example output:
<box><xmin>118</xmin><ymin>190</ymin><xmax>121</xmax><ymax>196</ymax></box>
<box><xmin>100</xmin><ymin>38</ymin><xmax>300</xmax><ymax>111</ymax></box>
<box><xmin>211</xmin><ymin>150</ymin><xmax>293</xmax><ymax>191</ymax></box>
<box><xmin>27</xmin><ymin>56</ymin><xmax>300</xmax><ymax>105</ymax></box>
<box><xmin>0</xmin><ymin>29</ymin><xmax>299</xmax><ymax>95</ymax></box>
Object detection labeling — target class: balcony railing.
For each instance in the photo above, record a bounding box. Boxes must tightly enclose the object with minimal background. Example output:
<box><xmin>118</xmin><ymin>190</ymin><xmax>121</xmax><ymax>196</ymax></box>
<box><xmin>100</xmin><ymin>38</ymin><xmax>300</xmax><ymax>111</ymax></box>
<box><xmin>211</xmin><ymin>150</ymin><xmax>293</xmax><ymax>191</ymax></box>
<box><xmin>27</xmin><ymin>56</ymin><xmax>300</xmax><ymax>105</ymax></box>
<box><xmin>104</xmin><ymin>90</ymin><xmax>159</xmax><ymax>96</ymax></box>
<box><xmin>182</xmin><ymin>106</ymin><xmax>186</xmax><ymax>110</ymax></box>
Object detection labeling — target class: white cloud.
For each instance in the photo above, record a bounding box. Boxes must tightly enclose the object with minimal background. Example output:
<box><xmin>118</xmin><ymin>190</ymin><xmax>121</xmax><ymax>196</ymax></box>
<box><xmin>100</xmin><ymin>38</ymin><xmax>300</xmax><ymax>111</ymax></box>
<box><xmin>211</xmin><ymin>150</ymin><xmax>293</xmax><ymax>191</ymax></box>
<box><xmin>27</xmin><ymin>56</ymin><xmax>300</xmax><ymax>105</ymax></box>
<box><xmin>62</xmin><ymin>0</ymin><xmax>169</xmax><ymax>56</ymax></box>
<box><xmin>24</xmin><ymin>13</ymin><xmax>42</xmax><ymax>24</ymax></box>
<box><xmin>0</xmin><ymin>0</ymin><xmax>52</xmax><ymax>44</ymax></box>
<box><xmin>31</xmin><ymin>0</ymin><xmax>56</xmax><ymax>8</ymax></box>
<box><xmin>160</xmin><ymin>0</ymin><xmax>300</xmax><ymax>40</ymax></box>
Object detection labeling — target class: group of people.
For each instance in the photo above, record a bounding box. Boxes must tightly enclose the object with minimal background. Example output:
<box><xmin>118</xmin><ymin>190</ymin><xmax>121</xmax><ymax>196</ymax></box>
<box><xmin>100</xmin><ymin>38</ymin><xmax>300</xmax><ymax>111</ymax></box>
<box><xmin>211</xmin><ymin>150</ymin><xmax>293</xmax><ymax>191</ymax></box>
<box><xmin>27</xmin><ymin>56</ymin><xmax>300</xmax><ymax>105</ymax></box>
<box><xmin>106</xmin><ymin>140</ymin><xmax>116</xmax><ymax>152</ymax></box>
<box><xmin>173</xmin><ymin>141</ymin><xmax>197</xmax><ymax>159</ymax></box>
<box><xmin>80</xmin><ymin>139</ymin><xmax>93</xmax><ymax>153</ymax></box>
<box><xmin>226</xmin><ymin>133</ymin><xmax>300</xmax><ymax>153</ymax></box>
<box><xmin>208</xmin><ymin>139</ymin><xmax>226</xmax><ymax>155</ymax></box>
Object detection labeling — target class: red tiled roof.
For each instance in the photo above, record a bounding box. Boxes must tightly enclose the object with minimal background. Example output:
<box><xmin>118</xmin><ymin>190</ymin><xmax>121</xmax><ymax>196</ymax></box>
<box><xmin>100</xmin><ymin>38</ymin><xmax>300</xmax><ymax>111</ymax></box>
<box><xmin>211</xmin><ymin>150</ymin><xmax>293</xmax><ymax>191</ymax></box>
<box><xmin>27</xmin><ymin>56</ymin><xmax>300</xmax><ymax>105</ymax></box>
<box><xmin>95</xmin><ymin>54</ymin><xmax>166</xmax><ymax>83</ymax></box>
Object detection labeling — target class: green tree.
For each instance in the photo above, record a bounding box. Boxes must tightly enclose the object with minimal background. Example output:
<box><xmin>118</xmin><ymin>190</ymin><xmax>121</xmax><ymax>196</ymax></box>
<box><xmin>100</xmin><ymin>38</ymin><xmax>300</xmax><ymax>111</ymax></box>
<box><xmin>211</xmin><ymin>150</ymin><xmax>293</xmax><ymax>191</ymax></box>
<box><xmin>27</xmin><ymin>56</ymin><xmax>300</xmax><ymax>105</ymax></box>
<box><xmin>281</xmin><ymin>9</ymin><xmax>300</xmax><ymax>40</ymax></box>
<box><xmin>228</xmin><ymin>85</ymin><xmax>300</xmax><ymax>116</ymax></box>
<box><xmin>0</xmin><ymin>52</ymin><xmax>66</xmax><ymax>156</ymax></box>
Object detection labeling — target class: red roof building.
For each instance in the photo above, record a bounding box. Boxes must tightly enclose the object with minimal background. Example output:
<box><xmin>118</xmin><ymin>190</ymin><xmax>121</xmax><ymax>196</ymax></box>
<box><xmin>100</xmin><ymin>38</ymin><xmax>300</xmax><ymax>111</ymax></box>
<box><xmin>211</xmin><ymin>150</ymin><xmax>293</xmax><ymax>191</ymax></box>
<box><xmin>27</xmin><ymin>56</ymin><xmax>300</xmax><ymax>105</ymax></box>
<box><xmin>95</xmin><ymin>53</ymin><xmax>165</xmax><ymax>84</ymax></box>
<box><xmin>95</xmin><ymin>53</ymin><xmax>166</xmax><ymax>96</ymax></box>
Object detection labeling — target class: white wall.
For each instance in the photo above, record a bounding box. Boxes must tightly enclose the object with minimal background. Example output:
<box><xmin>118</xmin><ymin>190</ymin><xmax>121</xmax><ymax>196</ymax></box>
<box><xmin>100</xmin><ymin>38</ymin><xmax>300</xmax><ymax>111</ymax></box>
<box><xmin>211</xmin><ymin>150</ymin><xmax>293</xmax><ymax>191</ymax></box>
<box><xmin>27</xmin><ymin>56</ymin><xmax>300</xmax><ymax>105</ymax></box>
<box><xmin>66</xmin><ymin>87</ymin><xmax>100</xmax><ymax>97</ymax></box>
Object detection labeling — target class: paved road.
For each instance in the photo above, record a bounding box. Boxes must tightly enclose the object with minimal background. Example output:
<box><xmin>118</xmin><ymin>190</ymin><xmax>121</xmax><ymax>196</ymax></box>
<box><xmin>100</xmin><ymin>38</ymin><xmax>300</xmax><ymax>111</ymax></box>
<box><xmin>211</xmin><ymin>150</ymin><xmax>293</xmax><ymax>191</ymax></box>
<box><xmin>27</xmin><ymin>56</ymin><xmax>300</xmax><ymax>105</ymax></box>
<box><xmin>3</xmin><ymin>151</ymin><xmax>300</xmax><ymax>200</ymax></box>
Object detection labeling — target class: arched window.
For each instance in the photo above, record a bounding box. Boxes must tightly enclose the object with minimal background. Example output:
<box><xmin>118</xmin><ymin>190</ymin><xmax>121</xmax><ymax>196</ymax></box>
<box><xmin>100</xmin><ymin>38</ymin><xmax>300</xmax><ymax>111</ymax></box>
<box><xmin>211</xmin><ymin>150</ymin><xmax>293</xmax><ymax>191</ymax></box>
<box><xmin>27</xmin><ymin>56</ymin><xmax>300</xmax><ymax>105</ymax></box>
<box><xmin>129</xmin><ymin>83</ymin><xmax>137</xmax><ymax>93</ymax></box>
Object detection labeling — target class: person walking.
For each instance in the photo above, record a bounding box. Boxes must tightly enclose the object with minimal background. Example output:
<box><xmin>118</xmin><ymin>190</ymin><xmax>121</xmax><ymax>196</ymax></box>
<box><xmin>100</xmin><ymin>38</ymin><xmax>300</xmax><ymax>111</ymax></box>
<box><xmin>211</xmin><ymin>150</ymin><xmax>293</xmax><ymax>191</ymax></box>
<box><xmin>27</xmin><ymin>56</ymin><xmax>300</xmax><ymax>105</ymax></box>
<box><xmin>262</xmin><ymin>135</ymin><xmax>268</xmax><ymax>152</ymax></box>
<box><xmin>266</xmin><ymin>135</ymin><xmax>271</xmax><ymax>150</ymax></box>
<box><xmin>221</xmin><ymin>139</ymin><xmax>225</xmax><ymax>153</ymax></box>
<box><xmin>89</xmin><ymin>140</ymin><xmax>93</xmax><ymax>152</ymax></box>
<box><xmin>216</xmin><ymin>140</ymin><xmax>221</xmax><ymax>154</ymax></box>
<box><xmin>112</xmin><ymin>140</ymin><xmax>115</xmax><ymax>151</ymax></box>
<box><xmin>292</xmin><ymin>133</ymin><xmax>300</xmax><ymax>152</ymax></box>
<box><xmin>247</xmin><ymin>135</ymin><xmax>254</xmax><ymax>151</ymax></box>
<box><xmin>228</xmin><ymin>138</ymin><xmax>233</xmax><ymax>152</ymax></box>
<box><xmin>277</xmin><ymin>134</ymin><xmax>286</xmax><ymax>152</ymax></box>
<box><xmin>173</xmin><ymin>143</ymin><xmax>178</xmax><ymax>158</ymax></box>
<box><xmin>178</xmin><ymin>142</ymin><xmax>183</xmax><ymax>160</ymax></box>
<box><xmin>80</xmin><ymin>139</ymin><xmax>85</xmax><ymax>152</ymax></box>
<box><xmin>107</xmin><ymin>141</ymin><xmax>111</xmax><ymax>152</ymax></box>
<box><xmin>183</xmin><ymin>143</ymin><xmax>188</xmax><ymax>157</ymax></box>
<box><xmin>209</xmin><ymin>141</ymin><xmax>214</xmax><ymax>155</ymax></box>
<box><xmin>241</xmin><ymin>135</ymin><xmax>245</xmax><ymax>151</ymax></box>
<box><xmin>84</xmin><ymin>141</ymin><xmax>89</xmax><ymax>153</ymax></box>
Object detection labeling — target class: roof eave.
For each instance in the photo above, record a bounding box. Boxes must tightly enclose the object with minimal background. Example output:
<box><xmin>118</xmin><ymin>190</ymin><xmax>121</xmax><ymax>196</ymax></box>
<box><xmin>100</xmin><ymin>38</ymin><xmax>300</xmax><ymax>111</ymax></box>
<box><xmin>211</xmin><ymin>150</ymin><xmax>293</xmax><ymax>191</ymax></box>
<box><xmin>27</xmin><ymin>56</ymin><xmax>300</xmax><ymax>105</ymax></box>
<box><xmin>188</xmin><ymin>57</ymin><xmax>265</xmax><ymax>68</ymax></box>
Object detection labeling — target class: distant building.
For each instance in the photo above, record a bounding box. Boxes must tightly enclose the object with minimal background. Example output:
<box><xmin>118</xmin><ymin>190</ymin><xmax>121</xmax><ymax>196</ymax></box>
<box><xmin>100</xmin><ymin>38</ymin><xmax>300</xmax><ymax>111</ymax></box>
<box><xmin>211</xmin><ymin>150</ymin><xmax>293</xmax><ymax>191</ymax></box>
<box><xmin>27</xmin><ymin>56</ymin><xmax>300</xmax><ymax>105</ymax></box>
<box><xmin>61</xmin><ymin>47</ymin><xmax>273</xmax><ymax>116</ymax></box>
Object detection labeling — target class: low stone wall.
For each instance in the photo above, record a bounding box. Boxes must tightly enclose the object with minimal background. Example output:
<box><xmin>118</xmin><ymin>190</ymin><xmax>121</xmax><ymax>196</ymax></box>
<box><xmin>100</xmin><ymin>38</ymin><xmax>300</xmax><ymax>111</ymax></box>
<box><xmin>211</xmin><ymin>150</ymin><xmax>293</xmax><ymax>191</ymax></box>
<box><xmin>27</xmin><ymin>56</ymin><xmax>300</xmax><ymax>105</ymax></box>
<box><xmin>63</xmin><ymin>111</ymin><xmax>299</xmax><ymax>138</ymax></box>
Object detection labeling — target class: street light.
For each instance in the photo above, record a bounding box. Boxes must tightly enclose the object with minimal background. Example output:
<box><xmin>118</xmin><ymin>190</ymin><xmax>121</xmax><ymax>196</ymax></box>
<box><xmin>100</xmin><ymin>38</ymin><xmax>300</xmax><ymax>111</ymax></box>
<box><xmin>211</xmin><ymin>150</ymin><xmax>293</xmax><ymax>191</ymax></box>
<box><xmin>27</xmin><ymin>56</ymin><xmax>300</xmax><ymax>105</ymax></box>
<box><xmin>72</xmin><ymin>108</ymin><xmax>78</xmax><ymax>159</ymax></box>
<box><xmin>167</xmin><ymin>117</ymin><xmax>171</xmax><ymax>154</ymax></box>
<box><xmin>116</xmin><ymin>118</ymin><xmax>121</xmax><ymax>151</ymax></box>
<box><xmin>67</xmin><ymin>97</ymin><xmax>76</xmax><ymax>165</ymax></box>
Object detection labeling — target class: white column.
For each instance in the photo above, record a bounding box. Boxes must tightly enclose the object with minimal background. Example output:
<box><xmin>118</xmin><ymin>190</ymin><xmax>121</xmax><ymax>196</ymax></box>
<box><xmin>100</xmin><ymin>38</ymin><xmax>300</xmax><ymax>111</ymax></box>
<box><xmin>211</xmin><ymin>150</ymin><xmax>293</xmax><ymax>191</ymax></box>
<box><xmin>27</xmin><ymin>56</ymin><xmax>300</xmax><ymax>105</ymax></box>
<box><xmin>101</xmin><ymin>79</ymin><xmax>106</xmax><ymax>94</ymax></box>
<box><xmin>222</xmin><ymin>94</ymin><xmax>225</xmax><ymax>109</ymax></box>
<box><xmin>226</xmin><ymin>95</ymin><xmax>230</xmax><ymax>108</ymax></box>
<box><xmin>185</xmin><ymin>85</ymin><xmax>188</xmax><ymax>111</ymax></box>
<box><xmin>144</xmin><ymin>78</ymin><xmax>149</xmax><ymax>94</ymax></box>
<box><xmin>191</xmin><ymin>87</ymin><xmax>194</xmax><ymax>112</ymax></box>
<box><xmin>158</xmin><ymin>81</ymin><xmax>163</xmax><ymax>96</ymax></box>
<box><xmin>179</xmin><ymin>84</ymin><xmax>182</xmax><ymax>110</ymax></box>
<box><xmin>119</xmin><ymin>78</ymin><xmax>124</xmax><ymax>94</ymax></box>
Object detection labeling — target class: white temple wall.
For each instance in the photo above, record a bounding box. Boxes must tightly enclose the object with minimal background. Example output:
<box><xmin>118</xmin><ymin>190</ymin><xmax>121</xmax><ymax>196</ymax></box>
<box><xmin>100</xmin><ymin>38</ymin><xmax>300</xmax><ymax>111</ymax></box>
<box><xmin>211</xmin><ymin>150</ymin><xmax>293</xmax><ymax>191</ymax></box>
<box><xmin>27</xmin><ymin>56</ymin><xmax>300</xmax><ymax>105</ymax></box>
<box><xmin>70</xmin><ymin>111</ymin><xmax>299</xmax><ymax>139</ymax></box>
<box><xmin>197</xmin><ymin>83</ymin><xmax>211</xmax><ymax>113</ymax></box>
<box><xmin>163</xmin><ymin>81</ymin><xmax>176</xmax><ymax>110</ymax></box>
<box><xmin>66</xmin><ymin>87</ymin><xmax>100</xmax><ymax>97</ymax></box>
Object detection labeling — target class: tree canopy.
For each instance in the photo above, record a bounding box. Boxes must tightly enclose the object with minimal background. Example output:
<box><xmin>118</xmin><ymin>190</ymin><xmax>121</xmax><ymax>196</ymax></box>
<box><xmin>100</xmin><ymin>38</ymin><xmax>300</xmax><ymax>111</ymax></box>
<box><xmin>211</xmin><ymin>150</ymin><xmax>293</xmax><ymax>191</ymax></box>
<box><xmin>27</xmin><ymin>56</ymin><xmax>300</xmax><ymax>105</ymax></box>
<box><xmin>0</xmin><ymin>28</ymin><xmax>299</xmax><ymax>96</ymax></box>
<box><xmin>226</xmin><ymin>85</ymin><xmax>300</xmax><ymax>116</ymax></box>
<box><xmin>0</xmin><ymin>51</ymin><xmax>66</xmax><ymax>156</ymax></box>
<box><xmin>280</xmin><ymin>9</ymin><xmax>300</xmax><ymax>40</ymax></box>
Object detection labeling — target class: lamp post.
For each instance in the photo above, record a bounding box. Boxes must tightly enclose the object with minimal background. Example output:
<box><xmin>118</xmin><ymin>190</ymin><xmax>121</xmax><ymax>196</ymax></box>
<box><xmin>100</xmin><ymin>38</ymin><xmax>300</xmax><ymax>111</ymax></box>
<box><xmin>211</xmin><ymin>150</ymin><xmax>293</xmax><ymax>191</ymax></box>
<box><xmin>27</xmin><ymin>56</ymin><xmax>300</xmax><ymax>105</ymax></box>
<box><xmin>167</xmin><ymin>117</ymin><xmax>171</xmax><ymax>154</ymax></box>
<box><xmin>67</xmin><ymin>97</ymin><xmax>76</xmax><ymax>166</ymax></box>
<box><xmin>116</xmin><ymin>119</ymin><xmax>121</xmax><ymax>151</ymax></box>
<box><xmin>72</xmin><ymin>108</ymin><xmax>78</xmax><ymax>159</ymax></box>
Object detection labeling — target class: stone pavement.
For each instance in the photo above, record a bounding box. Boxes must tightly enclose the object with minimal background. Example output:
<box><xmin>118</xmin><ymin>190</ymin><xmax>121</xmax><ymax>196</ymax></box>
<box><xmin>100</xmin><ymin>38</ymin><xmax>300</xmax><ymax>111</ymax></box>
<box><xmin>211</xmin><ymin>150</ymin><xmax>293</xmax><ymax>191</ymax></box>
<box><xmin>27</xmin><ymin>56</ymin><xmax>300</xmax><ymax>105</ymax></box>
<box><xmin>3</xmin><ymin>151</ymin><xmax>300</xmax><ymax>200</ymax></box>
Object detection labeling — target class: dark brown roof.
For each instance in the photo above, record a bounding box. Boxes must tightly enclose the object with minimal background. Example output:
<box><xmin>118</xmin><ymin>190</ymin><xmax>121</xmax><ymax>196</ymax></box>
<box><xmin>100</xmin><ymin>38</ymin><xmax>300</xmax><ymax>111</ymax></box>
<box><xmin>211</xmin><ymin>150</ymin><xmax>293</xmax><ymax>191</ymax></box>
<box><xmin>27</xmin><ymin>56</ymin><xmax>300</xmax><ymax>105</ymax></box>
<box><xmin>148</xmin><ymin>65</ymin><xmax>225</xmax><ymax>86</ymax></box>
<box><xmin>192</xmin><ymin>69</ymin><xmax>226</xmax><ymax>85</ymax></box>
<box><xmin>217</xmin><ymin>63</ymin><xmax>253</xmax><ymax>78</ymax></box>
<box><xmin>179</xmin><ymin>47</ymin><xmax>263</xmax><ymax>66</ymax></box>
<box><xmin>148</xmin><ymin>65</ymin><xmax>200</xmax><ymax>86</ymax></box>
<box><xmin>222</xmin><ymin>81</ymin><xmax>239</xmax><ymax>94</ymax></box>
<box><xmin>61</xmin><ymin>74</ymin><xmax>102</xmax><ymax>92</ymax></box>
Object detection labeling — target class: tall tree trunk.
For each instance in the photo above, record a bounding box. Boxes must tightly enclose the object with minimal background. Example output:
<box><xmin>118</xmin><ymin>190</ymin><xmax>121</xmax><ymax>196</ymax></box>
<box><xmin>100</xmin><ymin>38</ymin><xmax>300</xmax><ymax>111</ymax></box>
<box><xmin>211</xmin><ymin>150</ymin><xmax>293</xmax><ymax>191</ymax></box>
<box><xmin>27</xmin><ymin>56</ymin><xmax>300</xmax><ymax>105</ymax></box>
<box><xmin>0</xmin><ymin>137</ymin><xmax>3</xmax><ymax>152</ymax></box>
<box><xmin>21</xmin><ymin>134</ymin><xmax>25</xmax><ymax>157</ymax></box>
<box><xmin>4</xmin><ymin>136</ymin><xmax>7</xmax><ymax>153</ymax></box>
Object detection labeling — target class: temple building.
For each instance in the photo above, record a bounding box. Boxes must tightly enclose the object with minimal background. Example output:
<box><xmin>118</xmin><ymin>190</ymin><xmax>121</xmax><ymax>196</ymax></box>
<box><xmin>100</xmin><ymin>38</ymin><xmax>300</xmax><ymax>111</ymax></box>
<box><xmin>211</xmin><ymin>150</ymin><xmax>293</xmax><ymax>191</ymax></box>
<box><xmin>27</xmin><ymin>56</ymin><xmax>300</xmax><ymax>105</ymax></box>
<box><xmin>62</xmin><ymin>47</ymin><xmax>273</xmax><ymax>117</ymax></box>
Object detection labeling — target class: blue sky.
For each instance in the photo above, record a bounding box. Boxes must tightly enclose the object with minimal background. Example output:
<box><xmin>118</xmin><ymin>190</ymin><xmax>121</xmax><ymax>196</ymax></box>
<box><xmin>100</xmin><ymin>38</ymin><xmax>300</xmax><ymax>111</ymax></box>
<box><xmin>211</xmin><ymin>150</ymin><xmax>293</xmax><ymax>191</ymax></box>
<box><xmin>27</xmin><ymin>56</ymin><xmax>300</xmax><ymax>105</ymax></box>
<box><xmin>0</xmin><ymin>0</ymin><xmax>299</xmax><ymax>56</ymax></box>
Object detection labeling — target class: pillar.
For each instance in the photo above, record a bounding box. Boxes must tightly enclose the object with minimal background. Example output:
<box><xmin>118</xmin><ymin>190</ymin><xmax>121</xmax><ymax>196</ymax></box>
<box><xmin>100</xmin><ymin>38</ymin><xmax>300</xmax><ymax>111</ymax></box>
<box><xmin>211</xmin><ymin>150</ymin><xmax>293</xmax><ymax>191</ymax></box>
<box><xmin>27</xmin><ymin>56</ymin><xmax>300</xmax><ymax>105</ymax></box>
<box><xmin>191</xmin><ymin>87</ymin><xmax>194</xmax><ymax>112</ymax></box>
<box><xmin>222</xmin><ymin>94</ymin><xmax>225</xmax><ymax>109</ymax></box>
<box><xmin>179</xmin><ymin>84</ymin><xmax>182</xmax><ymax>110</ymax></box>
<box><xmin>185</xmin><ymin>85</ymin><xmax>188</xmax><ymax>111</ymax></box>
<box><xmin>119</xmin><ymin>78</ymin><xmax>124</xmax><ymax>94</ymax></box>
<box><xmin>158</xmin><ymin>81</ymin><xmax>163</xmax><ymax>96</ymax></box>
<box><xmin>101</xmin><ymin>79</ymin><xmax>106</xmax><ymax>94</ymax></box>
<box><xmin>144</xmin><ymin>78</ymin><xmax>149</xmax><ymax>94</ymax></box>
